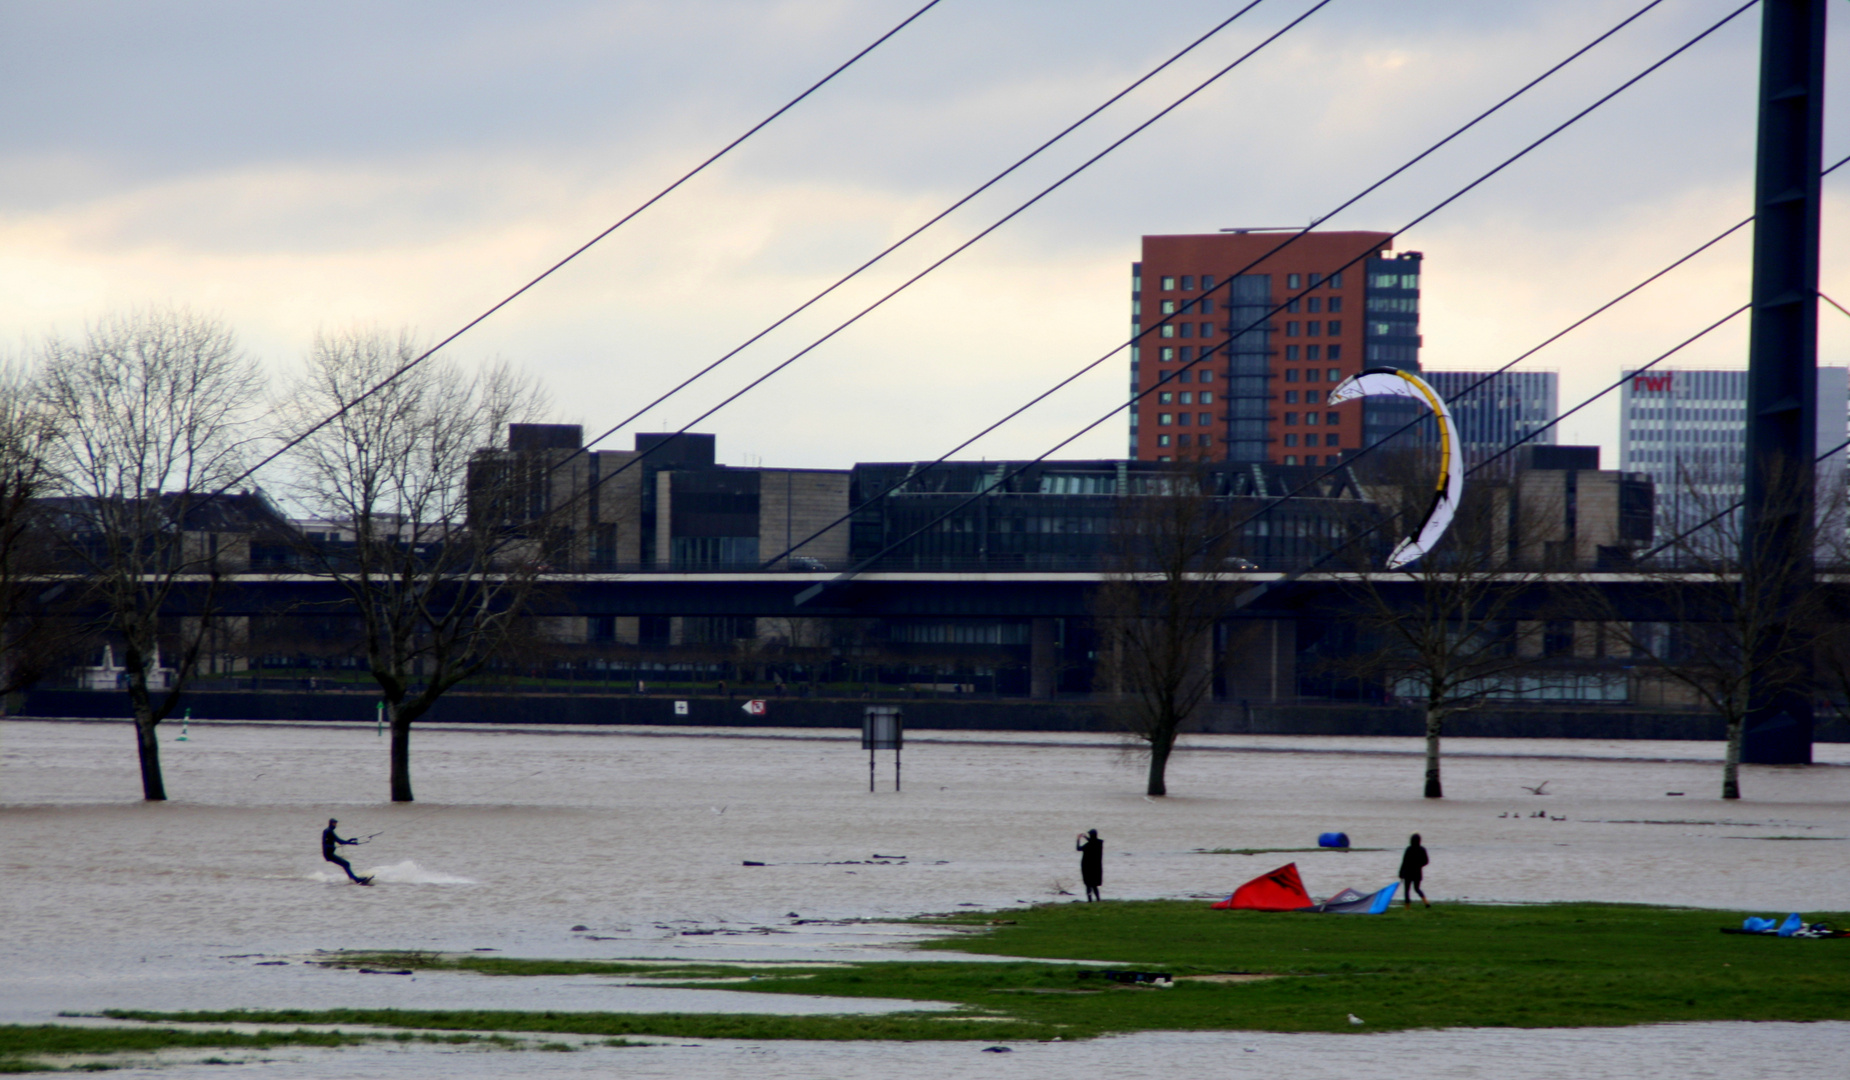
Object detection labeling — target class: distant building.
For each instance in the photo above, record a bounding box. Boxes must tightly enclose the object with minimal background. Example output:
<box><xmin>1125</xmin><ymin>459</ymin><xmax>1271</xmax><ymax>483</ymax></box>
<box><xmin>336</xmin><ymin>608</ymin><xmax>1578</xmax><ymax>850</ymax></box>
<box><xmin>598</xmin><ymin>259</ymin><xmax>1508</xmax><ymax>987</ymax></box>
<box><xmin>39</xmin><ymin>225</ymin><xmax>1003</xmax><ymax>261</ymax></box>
<box><xmin>1129</xmin><ymin>231</ymin><xmax>1425</xmax><ymax>467</ymax></box>
<box><xmin>847</xmin><ymin>458</ymin><xmax>1379</xmax><ymax>572</ymax></box>
<box><xmin>1494</xmin><ymin>445</ymin><xmax>1653</xmax><ymax>569</ymax></box>
<box><xmin>1422</xmin><ymin>370</ymin><xmax>1558</xmax><ymax>476</ymax></box>
<box><xmin>1618</xmin><ymin>368</ymin><xmax>1849</xmax><ymax>543</ymax></box>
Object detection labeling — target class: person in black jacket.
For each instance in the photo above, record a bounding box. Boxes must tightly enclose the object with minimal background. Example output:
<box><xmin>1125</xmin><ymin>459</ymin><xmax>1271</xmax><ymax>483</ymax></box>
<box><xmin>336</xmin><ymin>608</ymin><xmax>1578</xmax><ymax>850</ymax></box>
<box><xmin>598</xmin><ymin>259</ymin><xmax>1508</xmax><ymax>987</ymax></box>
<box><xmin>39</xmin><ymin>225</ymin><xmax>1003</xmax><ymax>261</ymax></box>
<box><xmin>1399</xmin><ymin>833</ymin><xmax>1429</xmax><ymax>908</ymax></box>
<box><xmin>1076</xmin><ymin>829</ymin><xmax>1103</xmax><ymax>902</ymax></box>
<box><xmin>322</xmin><ymin>818</ymin><xmax>371</xmax><ymax>885</ymax></box>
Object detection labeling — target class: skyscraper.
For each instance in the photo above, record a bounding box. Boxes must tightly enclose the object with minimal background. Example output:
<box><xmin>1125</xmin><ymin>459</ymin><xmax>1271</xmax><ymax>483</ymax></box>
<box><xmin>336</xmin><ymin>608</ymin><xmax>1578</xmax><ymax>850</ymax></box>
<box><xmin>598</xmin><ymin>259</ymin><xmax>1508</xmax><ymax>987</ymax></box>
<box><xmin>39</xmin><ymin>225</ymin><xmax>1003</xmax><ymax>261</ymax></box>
<box><xmin>1618</xmin><ymin>367</ymin><xmax>1849</xmax><ymax>542</ymax></box>
<box><xmin>1129</xmin><ymin>231</ymin><xmax>1423</xmax><ymax>466</ymax></box>
<box><xmin>1422</xmin><ymin>370</ymin><xmax>1558</xmax><ymax>475</ymax></box>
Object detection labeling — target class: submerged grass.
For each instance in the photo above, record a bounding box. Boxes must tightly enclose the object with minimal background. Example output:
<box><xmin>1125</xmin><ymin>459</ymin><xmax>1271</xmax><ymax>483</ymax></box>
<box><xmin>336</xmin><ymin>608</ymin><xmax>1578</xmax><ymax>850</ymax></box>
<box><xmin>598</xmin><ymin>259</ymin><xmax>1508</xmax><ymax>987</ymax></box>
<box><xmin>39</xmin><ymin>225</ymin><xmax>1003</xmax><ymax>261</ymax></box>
<box><xmin>98</xmin><ymin>902</ymin><xmax>1850</xmax><ymax>1041</ymax></box>
<box><xmin>0</xmin><ymin>1025</ymin><xmax>517</xmax><ymax>1073</ymax></box>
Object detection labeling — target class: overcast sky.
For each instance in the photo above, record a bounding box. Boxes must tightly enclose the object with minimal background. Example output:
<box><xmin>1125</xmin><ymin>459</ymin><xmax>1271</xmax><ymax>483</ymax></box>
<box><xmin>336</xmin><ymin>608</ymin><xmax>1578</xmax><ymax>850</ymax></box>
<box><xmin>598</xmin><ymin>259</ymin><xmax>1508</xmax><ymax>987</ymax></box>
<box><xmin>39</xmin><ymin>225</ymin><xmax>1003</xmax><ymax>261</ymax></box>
<box><xmin>2</xmin><ymin>0</ymin><xmax>1846</xmax><ymax>472</ymax></box>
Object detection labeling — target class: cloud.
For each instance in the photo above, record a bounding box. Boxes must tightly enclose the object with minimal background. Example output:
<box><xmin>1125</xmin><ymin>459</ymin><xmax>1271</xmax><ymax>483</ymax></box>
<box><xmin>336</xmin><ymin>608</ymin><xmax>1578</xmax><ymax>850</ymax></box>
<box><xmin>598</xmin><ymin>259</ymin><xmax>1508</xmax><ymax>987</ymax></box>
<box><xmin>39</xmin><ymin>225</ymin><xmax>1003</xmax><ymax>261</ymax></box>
<box><xmin>1</xmin><ymin>0</ymin><xmax>1845</xmax><ymax>472</ymax></box>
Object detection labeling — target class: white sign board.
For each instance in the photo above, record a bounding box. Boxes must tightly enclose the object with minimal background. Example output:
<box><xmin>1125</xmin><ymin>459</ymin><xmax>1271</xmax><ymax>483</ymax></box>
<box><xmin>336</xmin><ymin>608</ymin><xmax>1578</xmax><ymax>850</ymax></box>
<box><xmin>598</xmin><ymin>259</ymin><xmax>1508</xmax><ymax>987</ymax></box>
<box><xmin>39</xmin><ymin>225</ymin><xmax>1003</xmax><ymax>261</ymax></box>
<box><xmin>673</xmin><ymin>701</ymin><xmax>689</xmax><ymax>715</ymax></box>
<box><xmin>742</xmin><ymin>700</ymin><xmax>767</xmax><ymax>716</ymax></box>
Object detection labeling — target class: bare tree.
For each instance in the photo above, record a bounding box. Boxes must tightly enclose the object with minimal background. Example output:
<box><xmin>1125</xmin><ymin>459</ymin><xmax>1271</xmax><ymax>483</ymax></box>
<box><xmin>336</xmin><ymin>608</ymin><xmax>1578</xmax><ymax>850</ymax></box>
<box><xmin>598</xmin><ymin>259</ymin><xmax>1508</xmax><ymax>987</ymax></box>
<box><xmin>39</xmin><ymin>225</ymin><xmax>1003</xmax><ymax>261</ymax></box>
<box><xmin>1589</xmin><ymin>458</ymin><xmax>1823</xmax><ymax>799</ymax></box>
<box><xmin>1093</xmin><ymin>467</ymin><xmax>1245</xmax><ymax>797</ymax></box>
<box><xmin>0</xmin><ymin>359</ymin><xmax>78</xmax><ymax>704</ymax></box>
<box><xmin>36</xmin><ymin>307</ymin><xmax>265</xmax><ymax>800</ymax></box>
<box><xmin>278</xmin><ymin>328</ymin><xmax>550</xmax><ymax>802</ymax></box>
<box><xmin>1337</xmin><ymin>470</ymin><xmax>1552</xmax><ymax>798</ymax></box>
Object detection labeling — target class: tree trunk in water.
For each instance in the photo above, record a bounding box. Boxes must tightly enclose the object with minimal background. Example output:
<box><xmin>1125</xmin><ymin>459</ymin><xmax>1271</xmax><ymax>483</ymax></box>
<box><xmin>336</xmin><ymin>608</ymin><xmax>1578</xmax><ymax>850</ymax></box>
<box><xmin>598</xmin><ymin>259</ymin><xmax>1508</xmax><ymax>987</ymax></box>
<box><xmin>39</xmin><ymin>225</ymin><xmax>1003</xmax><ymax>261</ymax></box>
<box><xmin>134</xmin><ymin>714</ymin><xmax>166</xmax><ymax>801</ymax></box>
<box><xmin>1146</xmin><ymin>721</ymin><xmax>1174</xmax><ymax>797</ymax></box>
<box><xmin>1722</xmin><ymin>715</ymin><xmax>1742</xmax><ymax>800</ymax></box>
<box><xmin>1423</xmin><ymin>707</ymin><xmax>1444</xmax><ymax>799</ymax></box>
<box><xmin>389</xmin><ymin>707</ymin><xmax>414</xmax><ymax>803</ymax></box>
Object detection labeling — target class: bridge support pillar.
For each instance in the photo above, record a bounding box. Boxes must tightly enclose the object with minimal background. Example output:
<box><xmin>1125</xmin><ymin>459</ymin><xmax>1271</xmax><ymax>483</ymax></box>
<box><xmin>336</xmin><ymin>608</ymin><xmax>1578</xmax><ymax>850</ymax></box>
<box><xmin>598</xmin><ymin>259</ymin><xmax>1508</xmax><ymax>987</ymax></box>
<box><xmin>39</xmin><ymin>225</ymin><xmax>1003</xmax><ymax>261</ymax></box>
<box><xmin>1742</xmin><ymin>0</ymin><xmax>1825</xmax><ymax>765</ymax></box>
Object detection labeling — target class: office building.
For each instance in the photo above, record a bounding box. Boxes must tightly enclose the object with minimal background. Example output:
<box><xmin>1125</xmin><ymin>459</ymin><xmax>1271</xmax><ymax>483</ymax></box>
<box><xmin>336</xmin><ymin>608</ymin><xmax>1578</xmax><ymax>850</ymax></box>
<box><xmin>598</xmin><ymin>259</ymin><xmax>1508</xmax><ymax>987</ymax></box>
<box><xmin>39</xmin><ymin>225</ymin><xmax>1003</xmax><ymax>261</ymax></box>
<box><xmin>1618</xmin><ymin>367</ymin><xmax>1849</xmax><ymax>541</ymax></box>
<box><xmin>1129</xmin><ymin>230</ymin><xmax>1424</xmax><ymax>466</ymax></box>
<box><xmin>1422</xmin><ymin>370</ymin><xmax>1558</xmax><ymax>475</ymax></box>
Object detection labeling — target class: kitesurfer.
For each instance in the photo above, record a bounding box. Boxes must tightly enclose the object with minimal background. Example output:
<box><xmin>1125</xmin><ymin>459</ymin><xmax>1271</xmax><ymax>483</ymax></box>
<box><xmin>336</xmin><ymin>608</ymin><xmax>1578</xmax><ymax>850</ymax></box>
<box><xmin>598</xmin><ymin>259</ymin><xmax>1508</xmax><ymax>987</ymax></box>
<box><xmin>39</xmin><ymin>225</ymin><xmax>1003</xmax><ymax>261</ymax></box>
<box><xmin>1399</xmin><ymin>833</ymin><xmax>1430</xmax><ymax>908</ymax></box>
<box><xmin>1076</xmin><ymin>829</ymin><xmax>1103</xmax><ymax>902</ymax></box>
<box><xmin>323</xmin><ymin>818</ymin><xmax>371</xmax><ymax>885</ymax></box>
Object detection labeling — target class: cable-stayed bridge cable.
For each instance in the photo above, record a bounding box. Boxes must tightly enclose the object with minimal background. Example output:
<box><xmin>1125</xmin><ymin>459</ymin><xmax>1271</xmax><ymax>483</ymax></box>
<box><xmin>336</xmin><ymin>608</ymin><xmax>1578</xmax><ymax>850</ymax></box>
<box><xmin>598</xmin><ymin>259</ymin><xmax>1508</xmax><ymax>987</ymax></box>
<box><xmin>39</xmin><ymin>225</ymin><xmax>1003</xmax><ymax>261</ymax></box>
<box><xmin>797</xmin><ymin>0</ymin><xmax>1758</xmax><ymax>597</ymax></box>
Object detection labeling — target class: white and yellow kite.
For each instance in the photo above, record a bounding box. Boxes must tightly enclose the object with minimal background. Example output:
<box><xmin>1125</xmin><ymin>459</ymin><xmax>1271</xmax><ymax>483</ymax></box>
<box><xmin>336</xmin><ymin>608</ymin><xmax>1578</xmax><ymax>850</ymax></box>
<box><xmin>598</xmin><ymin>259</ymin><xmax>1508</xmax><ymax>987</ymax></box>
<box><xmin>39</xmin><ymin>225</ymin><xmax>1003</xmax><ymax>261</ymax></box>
<box><xmin>1327</xmin><ymin>368</ymin><xmax>1461</xmax><ymax>569</ymax></box>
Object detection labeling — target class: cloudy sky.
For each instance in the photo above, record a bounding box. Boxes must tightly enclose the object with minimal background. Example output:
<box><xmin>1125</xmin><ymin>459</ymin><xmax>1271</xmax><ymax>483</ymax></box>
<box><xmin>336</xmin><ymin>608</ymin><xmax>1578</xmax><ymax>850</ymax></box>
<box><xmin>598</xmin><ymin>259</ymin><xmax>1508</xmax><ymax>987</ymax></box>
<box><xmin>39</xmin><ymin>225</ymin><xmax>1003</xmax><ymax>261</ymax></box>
<box><xmin>2</xmin><ymin>0</ymin><xmax>1846</xmax><ymax>472</ymax></box>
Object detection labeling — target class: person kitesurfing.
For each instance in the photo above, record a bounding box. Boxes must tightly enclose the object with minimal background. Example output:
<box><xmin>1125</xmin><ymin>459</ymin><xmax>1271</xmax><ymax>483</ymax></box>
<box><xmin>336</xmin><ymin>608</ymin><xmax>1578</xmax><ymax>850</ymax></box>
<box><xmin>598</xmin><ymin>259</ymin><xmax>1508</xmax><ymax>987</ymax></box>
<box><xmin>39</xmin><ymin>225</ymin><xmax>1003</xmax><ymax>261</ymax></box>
<box><xmin>322</xmin><ymin>818</ymin><xmax>372</xmax><ymax>885</ymax></box>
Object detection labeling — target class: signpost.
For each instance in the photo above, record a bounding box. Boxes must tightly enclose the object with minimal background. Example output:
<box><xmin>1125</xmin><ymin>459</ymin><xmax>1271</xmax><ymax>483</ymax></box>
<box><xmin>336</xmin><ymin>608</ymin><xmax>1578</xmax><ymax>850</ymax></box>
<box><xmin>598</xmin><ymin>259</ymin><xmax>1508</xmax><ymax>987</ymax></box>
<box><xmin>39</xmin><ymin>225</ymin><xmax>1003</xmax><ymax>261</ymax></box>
<box><xmin>862</xmin><ymin>705</ymin><xmax>902</xmax><ymax>793</ymax></box>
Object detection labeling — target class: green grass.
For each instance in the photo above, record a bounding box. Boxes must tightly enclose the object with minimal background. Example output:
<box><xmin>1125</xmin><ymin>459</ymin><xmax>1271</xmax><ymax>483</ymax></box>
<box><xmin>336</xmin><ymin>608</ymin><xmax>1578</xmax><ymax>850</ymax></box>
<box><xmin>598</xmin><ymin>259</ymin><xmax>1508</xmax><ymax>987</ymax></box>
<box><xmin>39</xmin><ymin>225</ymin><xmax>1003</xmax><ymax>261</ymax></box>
<box><xmin>95</xmin><ymin>901</ymin><xmax>1850</xmax><ymax>1040</ymax></box>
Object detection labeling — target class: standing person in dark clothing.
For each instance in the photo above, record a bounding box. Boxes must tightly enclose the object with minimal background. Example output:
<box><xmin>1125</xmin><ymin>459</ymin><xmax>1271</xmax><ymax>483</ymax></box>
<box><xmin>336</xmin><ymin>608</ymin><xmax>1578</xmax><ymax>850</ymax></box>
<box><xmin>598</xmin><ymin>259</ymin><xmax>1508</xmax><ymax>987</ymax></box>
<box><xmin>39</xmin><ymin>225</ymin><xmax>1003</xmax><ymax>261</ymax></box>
<box><xmin>1076</xmin><ymin>829</ymin><xmax>1103</xmax><ymax>902</ymax></box>
<box><xmin>322</xmin><ymin>818</ymin><xmax>371</xmax><ymax>885</ymax></box>
<box><xmin>1399</xmin><ymin>833</ymin><xmax>1429</xmax><ymax>908</ymax></box>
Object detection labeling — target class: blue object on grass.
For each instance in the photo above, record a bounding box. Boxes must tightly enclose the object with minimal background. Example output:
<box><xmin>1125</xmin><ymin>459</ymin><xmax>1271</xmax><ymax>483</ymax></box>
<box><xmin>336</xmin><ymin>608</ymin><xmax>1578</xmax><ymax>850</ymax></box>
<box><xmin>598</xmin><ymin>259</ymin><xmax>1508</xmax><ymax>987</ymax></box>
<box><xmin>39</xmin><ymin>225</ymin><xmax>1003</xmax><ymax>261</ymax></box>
<box><xmin>1317</xmin><ymin>832</ymin><xmax>1350</xmax><ymax>849</ymax></box>
<box><xmin>1778</xmin><ymin>913</ymin><xmax>1803</xmax><ymax>937</ymax></box>
<box><xmin>1743</xmin><ymin>916</ymin><xmax>1777</xmax><ymax>933</ymax></box>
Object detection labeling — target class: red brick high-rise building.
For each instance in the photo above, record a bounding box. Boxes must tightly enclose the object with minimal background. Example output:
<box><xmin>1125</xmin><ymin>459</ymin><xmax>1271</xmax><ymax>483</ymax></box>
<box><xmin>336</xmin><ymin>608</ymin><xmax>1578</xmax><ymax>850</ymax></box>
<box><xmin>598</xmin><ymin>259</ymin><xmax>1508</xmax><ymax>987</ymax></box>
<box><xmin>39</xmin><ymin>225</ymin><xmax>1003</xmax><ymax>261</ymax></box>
<box><xmin>1130</xmin><ymin>230</ymin><xmax>1423</xmax><ymax>465</ymax></box>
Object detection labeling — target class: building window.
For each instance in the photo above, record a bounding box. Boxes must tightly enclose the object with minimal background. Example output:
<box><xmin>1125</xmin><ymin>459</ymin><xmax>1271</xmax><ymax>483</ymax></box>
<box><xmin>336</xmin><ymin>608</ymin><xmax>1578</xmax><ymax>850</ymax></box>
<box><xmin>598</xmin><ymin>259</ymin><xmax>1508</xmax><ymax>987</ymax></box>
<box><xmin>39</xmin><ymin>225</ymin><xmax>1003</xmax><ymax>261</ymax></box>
<box><xmin>1326</xmin><ymin>412</ymin><xmax>1340</xmax><ymax>425</ymax></box>
<box><xmin>1304</xmin><ymin>434</ymin><xmax>1318</xmax><ymax>446</ymax></box>
<box><xmin>1309</xmin><ymin>273</ymin><xmax>1323</xmax><ymax>287</ymax></box>
<box><xmin>1175</xmin><ymin>370</ymin><xmax>1191</xmax><ymax>383</ymax></box>
<box><xmin>1285</xmin><ymin>412</ymin><xmax>1299</xmax><ymax>425</ymax></box>
<box><xmin>1179</xmin><ymin>323</ymin><xmax>1194</xmax><ymax>338</ymax></box>
<box><xmin>1161</xmin><ymin>300</ymin><xmax>1177</xmax><ymax>314</ymax></box>
<box><xmin>1199</xmin><ymin>433</ymin><xmax>1213</xmax><ymax>445</ymax></box>
<box><xmin>1327</xmin><ymin>345</ymin><xmax>1341</xmax><ymax>360</ymax></box>
<box><xmin>1158</xmin><ymin>392</ymin><xmax>1172</xmax><ymax>404</ymax></box>
<box><xmin>1329</xmin><ymin>271</ymin><xmax>1343</xmax><ymax>288</ymax></box>
<box><xmin>1324</xmin><ymin>432</ymin><xmax>1339</xmax><ymax>448</ymax></box>
<box><xmin>1305</xmin><ymin>368</ymin><xmax>1320</xmax><ymax>382</ymax></box>
<box><xmin>1306</xmin><ymin>412</ymin><xmax>1319</xmax><ymax>425</ymax></box>
<box><xmin>1179</xmin><ymin>346</ymin><xmax>1193</xmax><ymax>362</ymax></box>
<box><xmin>1177</xmin><ymin>413</ymin><xmax>1191</xmax><ymax>425</ymax></box>
<box><xmin>1161</xmin><ymin>325</ymin><xmax>1175</xmax><ymax>338</ymax></box>
<box><xmin>1161</xmin><ymin>276</ymin><xmax>1176</xmax><ymax>290</ymax></box>
<box><xmin>1369</xmin><ymin>322</ymin><xmax>1392</xmax><ymax>336</ymax></box>
<box><xmin>1285</xmin><ymin>345</ymin><xmax>1299</xmax><ymax>361</ymax></box>
<box><xmin>1328</xmin><ymin>297</ymin><xmax>1343</xmax><ymax>312</ymax></box>
<box><xmin>1307</xmin><ymin>297</ymin><xmax>1322</xmax><ymax>313</ymax></box>
<box><xmin>1306</xmin><ymin>321</ymin><xmax>1321</xmax><ymax>337</ymax></box>
<box><xmin>1181</xmin><ymin>275</ymin><xmax>1195</xmax><ymax>290</ymax></box>
<box><xmin>1327</xmin><ymin>320</ymin><xmax>1341</xmax><ymax>335</ymax></box>
<box><xmin>1286</xmin><ymin>299</ymin><xmax>1300</xmax><ymax>313</ymax></box>
<box><xmin>1285</xmin><ymin>368</ymin><xmax>1300</xmax><ymax>382</ymax></box>
<box><xmin>1158</xmin><ymin>413</ymin><xmax>1172</xmax><ymax>424</ymax></box>
<box><xmin>1160</xmin><ymin>347</ymin><xmax>1174</xmax><ymax>361</ymax></box>
<box><xmin>1202</xmin><ymin>275</ymin><xmax>1216</xmax><ymax>289</ymax></box>
<box><xmin>1199</xmin><ymin>391</ymin><xmax>1213</xmax><ymax>403</ymax></box>
<box><xmin>1305</xmin><ymin>390</ymin><xmax>1320</xmax><ymax>403</ymax></box>
<box><xmin>1306</xmin><ymin>345</ymin><xmax>1320</xmax><ymax>361</ymax></box>
<box><xmin>1198</xmin><ymin>412</ymin><xmax>1211</xmax><ymax>425</ymax></box>
<box><xmin>1328</xmin><ymin>368</ymin><xmax>1341</xmax><ymax>381</ymax></box>
<box><xmin>1285</xmin><ymin>391</ymin><xmax>1299</xmax><ymax>403</ymax></box>
<box><xmin>1287</xmin><ymin>273</ymin><xmax>1301</xmax><ymax>289</ymax></box>
<box><xmin>1284</xmin><ymin>454</ymin><xmax>1298</xmax><ymax>464</ymax></box>
<box><xmin>1179</xmin><ymin>392</ymin><xmax>1193</xmax><ymax>404</ymax></box>
<box><xmin>1157</xmin><ymin>435</ymin><xmax>1170</xmax><ymax>447</ymax></box>
<box><xmin>1199</xmin><ymin>371</ymin><xmax>1213</xmax><ymax>383</ymax></box>
<box><xmin>1284</xmin><ymin>435</ymin><xmax>1298</xmax><ymax>447</ymax></box>
<box><xmin>1199</xmin><ymin>323</ymin><xmax>1214</xmax><ymax>336</ymax></box>
<box><xmin>1286</xmin><ymin>322</ymin><xmax>1300</xmax><ymax>337</ymax></box>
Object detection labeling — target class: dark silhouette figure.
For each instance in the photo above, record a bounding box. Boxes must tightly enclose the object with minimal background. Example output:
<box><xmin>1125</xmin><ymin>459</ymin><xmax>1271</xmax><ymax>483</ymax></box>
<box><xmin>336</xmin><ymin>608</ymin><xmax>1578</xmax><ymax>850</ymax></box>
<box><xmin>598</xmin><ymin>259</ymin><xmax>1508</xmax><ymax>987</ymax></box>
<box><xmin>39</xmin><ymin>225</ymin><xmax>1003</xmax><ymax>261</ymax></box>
<box><xmin>322</xmin><ymin>818</ymin><xmax>370</xmax><ymax>885</ymax></box>
<box><xmin>1399</xmin><ymin>833</ymin><xmax>1430</xmax><ymax>908</ymax></box>
<box><xmin>1076</xmin><ymin>829</ymin><xmax>1103</xmax><ymax>901</ymax></box>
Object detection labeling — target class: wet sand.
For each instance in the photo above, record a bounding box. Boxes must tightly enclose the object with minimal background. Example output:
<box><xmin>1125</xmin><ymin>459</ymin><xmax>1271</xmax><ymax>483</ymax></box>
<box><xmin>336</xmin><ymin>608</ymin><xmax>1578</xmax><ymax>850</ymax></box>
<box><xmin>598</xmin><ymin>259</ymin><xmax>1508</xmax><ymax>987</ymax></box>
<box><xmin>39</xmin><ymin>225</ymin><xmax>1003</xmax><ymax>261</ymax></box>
<box><xmin>3</xmin><ymin>718</ymin><xmax>1845</xmax><ymax>1076</ymax></box>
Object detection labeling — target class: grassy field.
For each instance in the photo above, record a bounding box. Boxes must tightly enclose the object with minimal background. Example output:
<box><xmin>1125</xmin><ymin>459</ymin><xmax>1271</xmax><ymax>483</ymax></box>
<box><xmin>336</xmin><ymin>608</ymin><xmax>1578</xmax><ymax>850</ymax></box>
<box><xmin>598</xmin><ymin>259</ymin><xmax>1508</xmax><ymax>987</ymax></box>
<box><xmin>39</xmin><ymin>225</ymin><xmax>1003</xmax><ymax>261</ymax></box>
<box><xmin>88</xmin><ymin>901</ymin><xmax>1850</xmax><ymax>1046</ymax></box>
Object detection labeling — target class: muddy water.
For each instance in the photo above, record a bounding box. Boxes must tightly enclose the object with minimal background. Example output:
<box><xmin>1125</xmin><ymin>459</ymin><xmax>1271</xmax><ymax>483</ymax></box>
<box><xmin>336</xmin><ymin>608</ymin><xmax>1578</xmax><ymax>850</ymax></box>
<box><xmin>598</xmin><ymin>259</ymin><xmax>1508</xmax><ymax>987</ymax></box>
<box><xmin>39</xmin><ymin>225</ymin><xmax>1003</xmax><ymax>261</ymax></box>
<box><xmin>3</xmin><ymin>719</ymin><xmax>1845</xmax><ymax>1076</ymax></box>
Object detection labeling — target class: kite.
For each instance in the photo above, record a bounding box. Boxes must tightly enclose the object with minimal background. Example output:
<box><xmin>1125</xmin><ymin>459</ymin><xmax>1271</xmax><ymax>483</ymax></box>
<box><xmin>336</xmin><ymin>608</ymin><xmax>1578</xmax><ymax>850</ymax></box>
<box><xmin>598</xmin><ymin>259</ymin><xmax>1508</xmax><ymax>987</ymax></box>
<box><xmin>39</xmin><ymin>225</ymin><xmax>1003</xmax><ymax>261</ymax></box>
<box><xmin>1327</xmin><ymin>368</ymin><xmax>1462</xmax><ymax>568</ymax></box>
